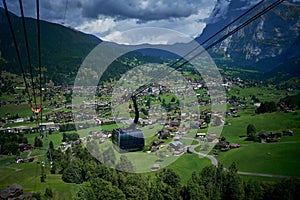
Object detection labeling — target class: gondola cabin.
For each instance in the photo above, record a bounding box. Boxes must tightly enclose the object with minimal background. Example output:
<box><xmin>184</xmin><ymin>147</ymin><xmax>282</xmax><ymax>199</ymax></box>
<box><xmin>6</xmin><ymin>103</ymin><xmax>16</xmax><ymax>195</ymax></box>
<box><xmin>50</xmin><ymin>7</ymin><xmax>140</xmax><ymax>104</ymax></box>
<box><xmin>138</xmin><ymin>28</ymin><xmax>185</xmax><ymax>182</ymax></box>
<box><xmin>112</xmin><ymin>128</ymin><xmax>144</xmax><ymax>152</ymax></box>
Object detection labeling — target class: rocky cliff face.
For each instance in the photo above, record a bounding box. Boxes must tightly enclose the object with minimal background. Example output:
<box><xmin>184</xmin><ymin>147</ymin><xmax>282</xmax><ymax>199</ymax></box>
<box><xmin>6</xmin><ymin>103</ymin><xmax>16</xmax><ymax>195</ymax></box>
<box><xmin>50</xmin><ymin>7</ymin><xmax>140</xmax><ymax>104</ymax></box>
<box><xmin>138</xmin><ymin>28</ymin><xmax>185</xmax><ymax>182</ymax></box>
<box><xmin>196</xmin><ymin>1</ymin><xmax>300</xmax><ymax>72</ymax></box>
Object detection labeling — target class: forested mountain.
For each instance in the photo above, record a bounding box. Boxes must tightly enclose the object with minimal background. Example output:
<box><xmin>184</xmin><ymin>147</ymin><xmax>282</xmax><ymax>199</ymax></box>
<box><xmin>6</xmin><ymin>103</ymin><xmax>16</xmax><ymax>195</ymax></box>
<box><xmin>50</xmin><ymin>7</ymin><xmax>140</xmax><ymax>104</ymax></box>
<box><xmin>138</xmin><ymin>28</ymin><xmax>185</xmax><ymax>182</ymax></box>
<box><xmin>0</xmin><ymin>8</ymin><xmax>166</xmax><ymax>85</ymax></box>
<box><xmin>0</xmin><ymin>7</ymin><xmax>101</xmax><ymax>84</ymax></box>
<box><xmin>196</xmin><ymin>0</ymin><xmax>300</xmax><ymax>77</ymax></box>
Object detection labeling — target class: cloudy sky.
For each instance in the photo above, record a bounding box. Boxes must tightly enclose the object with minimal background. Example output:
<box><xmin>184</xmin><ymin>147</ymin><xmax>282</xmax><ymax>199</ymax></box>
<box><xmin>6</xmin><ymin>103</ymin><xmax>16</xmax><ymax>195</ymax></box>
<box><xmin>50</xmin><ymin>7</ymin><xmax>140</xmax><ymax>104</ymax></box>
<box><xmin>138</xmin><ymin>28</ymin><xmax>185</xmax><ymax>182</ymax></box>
<box><xmin>1</xmin><ymin>0</ymin><xmax>296</xmax><ymax>44</ymax></box>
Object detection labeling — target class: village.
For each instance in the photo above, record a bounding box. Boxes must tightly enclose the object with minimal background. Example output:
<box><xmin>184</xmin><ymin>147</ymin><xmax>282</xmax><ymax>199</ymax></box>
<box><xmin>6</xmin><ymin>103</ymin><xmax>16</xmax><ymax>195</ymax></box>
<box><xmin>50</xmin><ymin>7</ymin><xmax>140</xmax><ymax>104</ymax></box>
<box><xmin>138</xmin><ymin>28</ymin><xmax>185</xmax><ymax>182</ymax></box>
<box><xmin>0</xmin><ymin>68</ymin><xmax>298</xmax><ymax>172</ymax></box>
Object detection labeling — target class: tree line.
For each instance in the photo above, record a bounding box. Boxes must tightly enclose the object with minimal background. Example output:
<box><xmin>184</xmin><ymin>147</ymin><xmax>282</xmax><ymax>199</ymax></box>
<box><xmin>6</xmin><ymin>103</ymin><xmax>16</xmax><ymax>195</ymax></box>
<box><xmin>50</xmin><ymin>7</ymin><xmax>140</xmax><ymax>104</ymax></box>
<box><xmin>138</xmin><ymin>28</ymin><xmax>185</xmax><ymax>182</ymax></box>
<box><xmin>0</xmin><ymin>132</ymin><xmax>28</xmax><ymax>155</ymax></box>
<box><xmin>48</xmin><ymin>144</ymin><xmax>300</xmax><ymax>200</ymax></box>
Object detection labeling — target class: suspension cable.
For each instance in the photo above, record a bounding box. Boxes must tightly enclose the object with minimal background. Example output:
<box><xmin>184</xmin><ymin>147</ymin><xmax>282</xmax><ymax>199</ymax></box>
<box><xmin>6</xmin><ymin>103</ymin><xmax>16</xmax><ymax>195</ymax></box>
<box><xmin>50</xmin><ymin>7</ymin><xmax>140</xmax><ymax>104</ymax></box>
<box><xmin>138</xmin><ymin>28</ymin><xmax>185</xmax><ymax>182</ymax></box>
<box><xmin>2</xmin><ymin>0</ymin><xmax>33</xmax><ymax>108</ymax></box>
<box><xmin>19</xmin><ymin>0</ymin><xmax>38</xmax><ymax>109</ymax></box>
<box><xmin>167</xmin><ymin>0</ymin><xmax>265</xmax><ymax>72</ymax></box>
<box><xmin>36</xmin><ymin>0</ymin><xmax>42</xmax><ymax>111</ymax></box>
<box><xmin>63</xmin><ymin>0</ymin><xmax>69</xmax><ymax>24</ymax></box>
<box><xmin>172</xmin><ymin>0</ymin><xmax>284</xmax><ymax>73</ymax></box>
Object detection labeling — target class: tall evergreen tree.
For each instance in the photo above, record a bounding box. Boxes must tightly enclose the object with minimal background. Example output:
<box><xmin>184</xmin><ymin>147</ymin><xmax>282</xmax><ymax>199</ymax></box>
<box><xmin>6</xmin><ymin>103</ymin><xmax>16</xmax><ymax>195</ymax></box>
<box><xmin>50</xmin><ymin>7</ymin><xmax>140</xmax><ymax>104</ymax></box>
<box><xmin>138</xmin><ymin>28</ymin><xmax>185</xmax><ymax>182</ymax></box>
<box><xmin>246</xmin><ymin>124</ymin><xmax>257</xmax><ymax>140</ymax></box>
<box><xmin>223</xmin><ymin>162</ymin><xmax>245</xmax><ymax>200</ymax></box>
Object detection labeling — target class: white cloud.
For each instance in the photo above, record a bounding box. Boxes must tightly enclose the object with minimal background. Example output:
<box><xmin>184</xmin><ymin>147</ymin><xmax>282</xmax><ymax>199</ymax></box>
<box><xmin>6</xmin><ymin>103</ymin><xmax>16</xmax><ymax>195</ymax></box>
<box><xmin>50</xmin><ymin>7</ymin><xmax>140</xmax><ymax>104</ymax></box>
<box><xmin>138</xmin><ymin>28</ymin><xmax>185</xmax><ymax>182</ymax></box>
<box><xmin>1</xmin><ymin>0</ymin><xmax>216</xmax><ymax>44</ymax></box>
<box><xmin>76</xmin><ymin>3</ymin><xmax>214</xmax><ymax>44</ymax></box>
<box><xmin>102</xmin><ymin>27</ymin><xmax>193</xmax><ymax>45</ymax></box>
<box><xmin>76</xmin><ymin>17</ymin><xmax>117</xmax><ymax>35</ymax></box>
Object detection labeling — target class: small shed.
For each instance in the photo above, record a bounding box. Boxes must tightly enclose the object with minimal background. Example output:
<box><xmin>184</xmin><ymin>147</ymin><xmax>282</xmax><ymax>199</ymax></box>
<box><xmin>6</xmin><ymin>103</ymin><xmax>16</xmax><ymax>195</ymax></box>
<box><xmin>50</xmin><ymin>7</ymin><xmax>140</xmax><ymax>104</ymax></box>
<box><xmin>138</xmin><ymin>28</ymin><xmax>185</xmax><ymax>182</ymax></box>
<box><xmin>151</xmin><ymin>164</ymin><xmax>160</xmax><ymax>171</ymax></box>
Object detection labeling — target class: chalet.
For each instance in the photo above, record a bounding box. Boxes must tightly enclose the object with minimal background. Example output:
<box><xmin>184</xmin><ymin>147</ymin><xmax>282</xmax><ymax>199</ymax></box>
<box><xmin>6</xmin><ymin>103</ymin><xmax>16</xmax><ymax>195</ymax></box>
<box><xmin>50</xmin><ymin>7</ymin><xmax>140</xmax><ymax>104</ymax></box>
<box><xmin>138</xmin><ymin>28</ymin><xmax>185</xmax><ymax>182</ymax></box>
<box><xmin>0</xmin><ymin>184</ymin><xmax>32</xmax><ymax>200</ymax></box>
<box><xmin>283</xmin><ymin>130</ymin><xmax>293</xmax><ymax>136</ymax></box>
<box><xmin>215</xmin><ymin>140</ymin><xmax>230</xmax><ymax>152</ymax></box>
<box><xmin>190</xmin><ymin>123</ymin><xmax>201</xmax><ymax>129</ymax></box>
<box><xmin>258</xmin><ymin>132</ymin><xmax>269</xmax><ymax>139</ymax></box>
<box><xmin>150</xmin><ymin>146</ymin><xmax>158</xmax><ymax>152</ymax></box>
<box><xmin>99</xmin><ymin>138</ymin><xmax>105</xmax><ymax>144</ymax></box>
<box><xmin>258</xmin><ymin>132</ymin><xmax>269</xmax><ymax>143</ymax></box>
<box><xmin>253</xmin><ymin>103</ymin><xmax>261</xmax><ymax>107</ymax></box>
<box><xmin>19</xmin><ymin>143</ymin><xmax>32</xmax><ymax>152</ymax></box>
<box><xmin>229</xmin><ymin>107</ymin><xmax>238</xmax><ymax>114</ymax></box>
<box><xmin>258</xmin><ymin>132</ymin><xmax>281</xmax><ymax>143</ymax></box>
<box><xmin>167</xmin><ymin>126</ymin><xmax>177</xmax><ymax>132</ymax></box>
<box><xmin>151</xmin><ymin>164</ymin><xmax>160</xmax><ymax>171</ymax></box>
<box><xmin>173</xmin><ymin>136</ymin><xmax>180</xmax><ymax>141</ymax></box>
<box><xmin>60</xmin><ymin>142</ymin><xmax>67</xmax><ymax>148</ymax></box>
<box><xmin>173</xmin><ymin>150</ymin><xmax>184</xmax><ymax>156</ymax></box>
<box><xmin>196</xmin><ymin>133</ymin><xmax>206</xmax><ymax>138</ymax></box>
<box><xmin>168</xmin><ymin>141</ymin><xmax>184</xmax><ymax>152</ymax></box>
<box><xmin>230</xmin><ymin>143</ymin><xmax>241</xmax><ymax>148</ymax></box>
<box><xmin>40</xmin><ymin>122</ymin><xmax>58</xmax><ymax>131</ymax></box>
<box><xmin>152</xmin><ymin>140</ymin><xmax>163</xmax><ymax>147</ymax></box>
<box><xmin>158</xmin><ymin>129</ymin><xmax>170</xmax><ymax>139</ymax></box>
<box><xmin>170</xmin><ymin>121</ymin><xmax>180</xmax><ymax>127</ymax></box>
<box><xmin>16</xmin><ymin>157</ymin><xmax>24</xmax><ymax>163</ymax></box>
<box><xmin>206</xmin><ymin>134</ymin><xmax>219</xmax><ymax>143</ymax></box>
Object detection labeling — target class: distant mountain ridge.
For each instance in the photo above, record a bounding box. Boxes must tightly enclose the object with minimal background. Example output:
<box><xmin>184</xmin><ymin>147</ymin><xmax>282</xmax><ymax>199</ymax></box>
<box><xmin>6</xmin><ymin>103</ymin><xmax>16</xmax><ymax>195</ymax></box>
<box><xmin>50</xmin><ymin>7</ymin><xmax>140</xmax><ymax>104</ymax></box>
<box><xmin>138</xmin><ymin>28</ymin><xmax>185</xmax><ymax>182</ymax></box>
<box><xmin>196</xmin><ymin>0</ymin><xmax>300</xmax><ymax>76</ymax></box>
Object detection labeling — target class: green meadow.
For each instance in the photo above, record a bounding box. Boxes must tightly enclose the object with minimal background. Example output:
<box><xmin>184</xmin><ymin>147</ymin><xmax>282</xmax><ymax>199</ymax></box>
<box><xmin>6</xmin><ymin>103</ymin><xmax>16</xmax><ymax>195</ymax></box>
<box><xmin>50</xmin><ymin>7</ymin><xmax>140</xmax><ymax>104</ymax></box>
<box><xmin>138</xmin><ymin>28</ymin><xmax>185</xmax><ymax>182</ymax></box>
<box><xmin>216</xmin><ymin>110</ymin><xmax>300</xmax><ymax>177</ymax></box>
<box><xmin>0</xmin><ymin>162</ymin><xmax>79</xmax><ymax>200</ymax></box>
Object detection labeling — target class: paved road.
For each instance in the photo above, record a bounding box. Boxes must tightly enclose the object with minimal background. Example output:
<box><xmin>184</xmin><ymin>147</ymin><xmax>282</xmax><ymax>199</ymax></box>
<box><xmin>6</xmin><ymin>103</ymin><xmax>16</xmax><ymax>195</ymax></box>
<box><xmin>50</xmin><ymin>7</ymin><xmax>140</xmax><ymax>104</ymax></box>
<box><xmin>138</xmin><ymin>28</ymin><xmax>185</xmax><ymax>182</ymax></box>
<box><xmin>182</xmin><ymin>136</ymin><xmax>298</xmax><ymax>179</ymax></box>
<box><xmin>237</xmin><ymin>171</ymin><xmax>294</xmax><ymax>179</ymax></box>
<box><xmin>27</xmin><ymin>150</ymin><xmax>32</xmax><ymax>160</ymax></box>
<box><xmin>182</xmin><ymin>137</ymin><xmax>218</xmax><ymax>167</ymax></box>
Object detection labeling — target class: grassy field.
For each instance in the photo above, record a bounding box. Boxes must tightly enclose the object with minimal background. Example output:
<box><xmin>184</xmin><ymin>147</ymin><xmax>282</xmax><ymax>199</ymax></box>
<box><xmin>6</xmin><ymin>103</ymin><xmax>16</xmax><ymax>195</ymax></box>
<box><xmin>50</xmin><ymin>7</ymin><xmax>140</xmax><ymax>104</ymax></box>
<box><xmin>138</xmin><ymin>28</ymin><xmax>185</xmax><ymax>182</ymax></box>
<box><xmin>0</xmin><ymin>153</ymin><xmax>212</xmax><ymax>195</ymax></box>
<box><xmin>0</xmin><ymin>103</ymin><xmax>33</xmax><ymax>118</ymax></box>
<box><xmin>167</xmin><ymin>154</ymin><xmax>212</xmax><ymax>184</ymax></box>
<box><xmin>222</xmin><ymin>111</ymin><xmax>300</xmax><ymax>142</ymax></box>
<box><xmin>216</xmin><ymin>110</ymin><xmax>300</xmax><ymax>177</ymax></box>
<box><xmin>0</xmin><ymin>130</ymin><xmax>78</xmax><ymax>198</ymax></box>
<box><xmin>217</xmin><ymin>142</ymin><xmax>300</xmax><ymax>177</ymax></box>
<box><xmin>26</xmin><ymin>132</ymin><xmax>63</xmax><ymax>148</ymax></box>
<box><xmin>226</xmin><ymin>85</ymin><xmax>296</xmax><ymax>103</ymax></box>
<box><xmin>0</xmin><ymin>161</ymin><xmax>80</xmax><ymax>200</ymax></box>
<box><xmin>238</xmin><ymin>174</ymin><xmax>287</xmax><ymax>182</ymax></box>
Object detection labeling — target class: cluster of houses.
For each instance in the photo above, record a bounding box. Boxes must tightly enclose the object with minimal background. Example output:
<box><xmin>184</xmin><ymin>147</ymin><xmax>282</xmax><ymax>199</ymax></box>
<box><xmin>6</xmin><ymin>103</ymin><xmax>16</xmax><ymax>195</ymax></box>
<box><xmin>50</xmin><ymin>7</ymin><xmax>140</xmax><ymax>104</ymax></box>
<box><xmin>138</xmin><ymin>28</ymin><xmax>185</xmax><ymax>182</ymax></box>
<box><xmin>196</xmin><ymin>133</ymin><xmax>219</xmax><ymax>143</ymax></box>
<box><xmin>258</xmin><ymin>130</ymin><xmax>293</xmax><ymax>143</ymax></box>
<box><xmin>0</xmin><ymin>99</ymin><xmax>23</xmax><ymax>107</ymax></box>
<box><xmin>0</xmin><ymin>122</ymin><xmax>59</xmax><ymax>135</ymax></box>
<box><xmin>0</xmin><ymin>184</ymin><xmax>32</xmax><ymax>200</ymax></box>
<box><xmin>86</xmin><ymin>129</ymin><xmax>112</xmax><ymax>144</ymax></box>
<box><xmin>226</xmin><ymin>107</ymin><xmax>240</xmax><ymax>118</ymax></box>
<box><xmin>46</xmin><ymin>111</ymin><xmax>73</xmax><ymax>123</ymax></box>
<box><xmin>195</xmin><ymin>132</ymin><xmax>241</xmax><ymax>152</ymax></box>
<box><xmin>214</xmin><ymin>140</ymin><xmax>241</xmax><ymax>152</ymax></box>
<box><xmin>278</xmin><ymin>102</ymin><xmax>294</xmax><ymax>113</ymax></box>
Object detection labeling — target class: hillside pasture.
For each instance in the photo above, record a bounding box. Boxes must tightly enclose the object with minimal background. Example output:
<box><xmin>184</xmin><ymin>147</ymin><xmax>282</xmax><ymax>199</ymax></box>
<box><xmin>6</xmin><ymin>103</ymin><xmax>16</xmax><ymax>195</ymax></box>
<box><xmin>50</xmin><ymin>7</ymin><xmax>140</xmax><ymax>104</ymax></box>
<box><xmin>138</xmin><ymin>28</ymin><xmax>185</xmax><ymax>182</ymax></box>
<box><xmin>217</xmin><ymin>110</ymin><xmax>300</xmax><ymax>177</ymax></box>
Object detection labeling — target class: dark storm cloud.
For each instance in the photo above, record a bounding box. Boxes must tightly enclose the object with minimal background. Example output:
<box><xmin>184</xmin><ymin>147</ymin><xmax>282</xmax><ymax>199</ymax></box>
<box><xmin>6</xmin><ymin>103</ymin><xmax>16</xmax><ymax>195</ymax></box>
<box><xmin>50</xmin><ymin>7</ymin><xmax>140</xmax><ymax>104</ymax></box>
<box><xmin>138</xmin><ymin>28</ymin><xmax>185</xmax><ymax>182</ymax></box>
<box><xmin>1</xmin><ymin>0</ymin><xmax>208</xmax><ymax>25</ymax></box>
<box><xmin>0</xmin><ymin>0</ymin><xmax>83</xmax><ymax>24</ymax></box>
<box><xmin>81</xmin><ymin>0</ymin><xmax>202</xmax><ymax>22</ymax></box>
<box><xmin>0</xmin><ymin>0</ymin><xmax>215</xmax><ymax>44</ymax></box>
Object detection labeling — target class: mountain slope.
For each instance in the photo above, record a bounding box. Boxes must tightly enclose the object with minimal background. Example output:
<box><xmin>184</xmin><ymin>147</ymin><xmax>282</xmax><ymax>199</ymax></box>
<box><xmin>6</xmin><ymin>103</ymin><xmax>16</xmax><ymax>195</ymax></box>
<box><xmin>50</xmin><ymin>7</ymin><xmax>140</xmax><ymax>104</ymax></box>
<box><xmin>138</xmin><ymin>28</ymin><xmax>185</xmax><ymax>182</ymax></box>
<box><xmin>0</xmin><ymin>7</ymin><xmax>101</xmax><ymax>84</ymax></box>
<box><xmin>196</xmin><ymin>1</ymin><xmax>300</xmax><ymax>76</ymax></box>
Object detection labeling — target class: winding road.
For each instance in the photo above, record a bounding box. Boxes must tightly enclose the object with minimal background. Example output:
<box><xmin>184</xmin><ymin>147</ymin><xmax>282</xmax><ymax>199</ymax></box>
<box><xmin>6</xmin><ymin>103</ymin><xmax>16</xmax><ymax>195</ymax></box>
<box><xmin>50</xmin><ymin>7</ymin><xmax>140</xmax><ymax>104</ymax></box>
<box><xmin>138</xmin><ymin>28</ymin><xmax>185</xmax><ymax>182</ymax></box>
<box><xmin>182</xmin><ymin>137</ymin><xmax>298</xmax><ymax>179</ymax></box>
